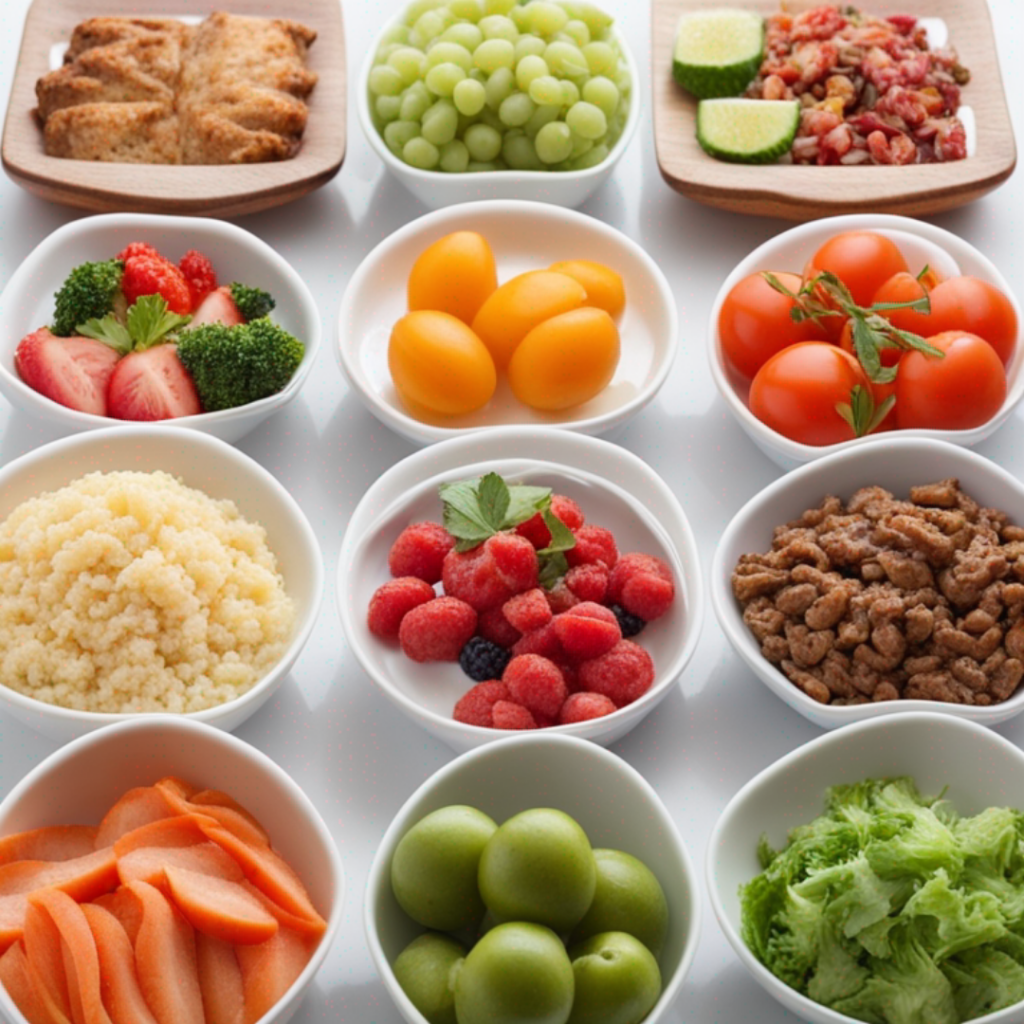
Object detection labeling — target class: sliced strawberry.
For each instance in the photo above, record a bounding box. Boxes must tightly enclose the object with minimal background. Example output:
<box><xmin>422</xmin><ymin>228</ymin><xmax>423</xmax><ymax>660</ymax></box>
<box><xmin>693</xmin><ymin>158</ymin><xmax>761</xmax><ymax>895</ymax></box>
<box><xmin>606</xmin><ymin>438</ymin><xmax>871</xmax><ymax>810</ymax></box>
<box><xmin>107</xmin><ymin>346</ymin><xmax>201</xmax><ymax>421</ymax></box>
<box><xmin>179</xmin><ymin>251</ymin><xmax>218</xmax><ymax>308</ymax></box>
<box><xmin>15</xmin><ymin>328</ymin><xmax>120</xmax><ymax>417</ymax></box>
<box><xmin>188</xmin><ymin>287</ymin><xmax>244</xmax><ymax>329</ymax></box>
<box><xmin>122</xmin><ymin>256</ymin><xmax>192</xmax><ymax>315</ymax></box>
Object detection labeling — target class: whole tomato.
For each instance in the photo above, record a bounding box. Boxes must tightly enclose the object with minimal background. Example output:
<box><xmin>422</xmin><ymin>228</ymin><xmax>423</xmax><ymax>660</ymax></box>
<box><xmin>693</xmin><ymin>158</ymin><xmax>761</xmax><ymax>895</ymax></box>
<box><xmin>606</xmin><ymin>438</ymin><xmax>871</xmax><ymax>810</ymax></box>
<box><xmin>921</xmin><ymin>277</ymin><xmax>1018</xmax><ymax>366</ymax></box>
<box><xmin>718</xmin><ymin>271</ymin><xmax>829</xmax><ymax>381</ymax></box>
<box><xmin>838</xmin><ymin>320</ymin><xmax>898</xmax><ymax>430</ymax></box>
<box><xmin>895</xmin><ymin>330</ymin><xmax>1007</xmax><ymax>431</ymax></box>
<box><xmin>749</xmin><ymin>342</ymin><xmax>874</xmax><ymax>446</ymax></box>
<box><xmin>804</xmin><ymin>231</ymin><xmax>910</xmax><ymax>307</ymax></box>
<box><xmin>870</xmin><ymin>272</ymin><xmax>934</xmax><ymax>337</ymax></box>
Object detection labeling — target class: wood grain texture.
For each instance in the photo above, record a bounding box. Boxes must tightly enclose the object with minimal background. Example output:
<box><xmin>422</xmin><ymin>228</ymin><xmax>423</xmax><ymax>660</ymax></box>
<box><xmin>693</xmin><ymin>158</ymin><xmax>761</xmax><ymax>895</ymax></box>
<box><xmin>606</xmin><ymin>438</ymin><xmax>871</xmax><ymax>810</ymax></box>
<box><xmin>1</xmin><ymin>0</ymin><xmax>346</xmax><ymax>216</ymax></box>
<box><xmin>652</xmin><ymin>0</ymin><xmax>1016</xmax><ymax>220</ymax></box>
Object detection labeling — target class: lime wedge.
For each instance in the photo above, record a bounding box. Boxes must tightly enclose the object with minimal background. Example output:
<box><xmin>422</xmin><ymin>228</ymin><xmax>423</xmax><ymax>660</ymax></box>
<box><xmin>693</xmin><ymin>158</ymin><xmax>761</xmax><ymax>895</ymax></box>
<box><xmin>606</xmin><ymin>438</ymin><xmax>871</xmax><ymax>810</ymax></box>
<box><xmin>696</xmin><ymin>98</ymin><xmax>800</xmax><ymax>163</ymax></box>
<box><xmin>673</xmin><ymin>8</ymin><xmax>765</xmax><ymax>99</ymax></box>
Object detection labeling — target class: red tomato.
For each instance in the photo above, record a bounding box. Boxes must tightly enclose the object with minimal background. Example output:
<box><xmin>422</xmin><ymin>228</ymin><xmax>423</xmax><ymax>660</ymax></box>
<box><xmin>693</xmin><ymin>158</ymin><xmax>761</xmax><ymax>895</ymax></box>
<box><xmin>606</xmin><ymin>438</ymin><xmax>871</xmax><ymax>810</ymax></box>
<box><xmin>838</xmin><ymin>320</ymin><xmax>898</xmax><ymax>429</ymax></box>
<box><xmin>804</xmin><ymin>231</ymin><xmax>910</xmax><ymax>307</ymax></box>
<box><xmin>896</xmin><ymin>330</ymin><xmax>1007</xmax><ymax>431</ymax></box>
<box><xmin>870</xmin><ymin>272</ymin><xmax>934</xmax><ymax>337</ymax></box>
<box><xmin>921</xmin><ymin>277</ymin><xmax>1018</xmax><ymax>366</ymax></box>
<box><xmin>718</xmin><ymin>271</ymin><xmax>830</xmax><ymax>381</ymax></box>
<box><xmin>749</xmin><ymin>342</ymin><xmax>871</xmax><ymax>446</ymax></box>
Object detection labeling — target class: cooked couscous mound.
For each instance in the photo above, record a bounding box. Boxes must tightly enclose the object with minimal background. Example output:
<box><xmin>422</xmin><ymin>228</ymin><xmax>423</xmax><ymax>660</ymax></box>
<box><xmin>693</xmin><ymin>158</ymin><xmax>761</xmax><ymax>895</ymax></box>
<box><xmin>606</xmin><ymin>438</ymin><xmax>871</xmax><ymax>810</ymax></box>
<box><xmin>0</xmin><ymin>470</ymin><xmax>296</xmax><ymax>714</ymax></box>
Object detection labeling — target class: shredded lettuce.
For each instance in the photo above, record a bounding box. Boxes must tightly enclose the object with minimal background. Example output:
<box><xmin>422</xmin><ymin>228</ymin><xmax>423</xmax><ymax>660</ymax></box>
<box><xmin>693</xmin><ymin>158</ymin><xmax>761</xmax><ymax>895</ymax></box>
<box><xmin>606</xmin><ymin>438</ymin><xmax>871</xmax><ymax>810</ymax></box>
<box><xmin>740</xmin><ymin>777</ymin><xmax>1024</xmax><ymax>1023</ymax></box>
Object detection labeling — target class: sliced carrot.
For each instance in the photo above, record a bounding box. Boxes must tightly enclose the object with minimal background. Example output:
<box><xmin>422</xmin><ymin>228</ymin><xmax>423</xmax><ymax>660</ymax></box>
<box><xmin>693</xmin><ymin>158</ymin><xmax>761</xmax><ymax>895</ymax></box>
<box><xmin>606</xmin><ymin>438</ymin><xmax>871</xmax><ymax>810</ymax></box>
<box><xmin>163</xmin><ymin>867</ymin><xmax>277</xmax><ymax>946</ymax></box>
<box><xmin>195</xmin><ymin>934</ymin><xmax>244</xmax><ymax>1024</ymax></box>
<box><xmin>112</xmin><ymin>817</ymin><xmax>205</xmax><ymax>860</ymax></box>
<box><xmin>28</xmin><ymin>890</ymin><xmax>112</xmax><ymax>1024</ymax></box>
<box><xmin>0</xmin><ymin>851</ymin><xmax>118</xmax><ymax>901</ymax></box>
<box><xmin>236</xmin><ymin>929</ymin><xmax>316</xmax><ymax>1024</ymax></box>
<box><xmin>0</xmin><ymin>940</ymin><xmax>53</xmax><ymax>1024</ymax></box>
<box><xmin>127</xmin><ymin>881</ymin><xmax>203</xmax><ymax>1024</ymax></box>
<box><xmin>239</xmin><ymin>884</ymin><xmax>326</xmax><ymax>941</ymax></box>
<box><xmin>150</xmin><ymin>779</ymin><xmax>196</xmax><ymax>802</ymax></box>
<box><xmin>80</xmin><ymin>904</ymin><xmax>157</xmax><ymax>1024</ymax></box>
<box><xmin>190</xmin><ymin>793</ymin><xmax>269</xmax><ymax>847</ymax></box>
<box><xmin>23</xmin><ymin>901</ymin><xmax>73</xmax><ymax>1024</ymax></box>
<box><xmin>94</xmin><ymin>791</ymin><xmax>179</xmax><ymax>852</ymax></box>
<box><xmin>1</xmin><ymin>895</ymin><xmax>29</xmax><ymax>953</ymax></box>
<box><xmin>117</xmin><ymin>844</ymin><xmax>244</xmax><ymax>891</ymax></box>
<box><xmin>154</xmin><ymin>785</ymin><xmax>269</xmax><ymax>852</ymax></box>
<box><xmin>0</xmin><ymin>829</ymin><xmax>98</xmax><ymax>868</ymax></box>
<box><xmin>89</xmin><ymin>894</ymin><xmax>141</xmax><ymax>950</ymax></box>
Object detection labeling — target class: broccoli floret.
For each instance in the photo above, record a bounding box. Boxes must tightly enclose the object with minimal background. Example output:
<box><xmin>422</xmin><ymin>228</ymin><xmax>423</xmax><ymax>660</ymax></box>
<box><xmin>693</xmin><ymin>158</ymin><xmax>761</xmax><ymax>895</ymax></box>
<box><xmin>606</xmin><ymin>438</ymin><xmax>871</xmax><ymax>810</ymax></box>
<box><xmin>176</xmin><ymin>319</ymin><xmax>304</xmax><ymax>412</ymax></box>
<box><xmin>230</xmin><ymin>283</ymin><xmax>276</xmax><ymax>322</ymax></box>
<box><xmin>51</xmin><ymin>259</ymin><xmax>124</xmax><ymax>337</ymax></box>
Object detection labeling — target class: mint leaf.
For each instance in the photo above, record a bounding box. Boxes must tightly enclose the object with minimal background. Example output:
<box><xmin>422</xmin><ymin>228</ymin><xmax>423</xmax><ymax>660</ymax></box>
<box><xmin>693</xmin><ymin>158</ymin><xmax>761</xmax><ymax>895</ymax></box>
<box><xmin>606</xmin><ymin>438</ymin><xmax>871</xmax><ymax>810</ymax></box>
<box><xmin>539</xmin><ymin>509</ymin><xmax>577</xmax><ymax>555</ymax></box>
<box><xmin>127</xmin><ymin>295</ymin><xmax>192</xmax><ymax>350</ymax></box>
<box><xmin>503</xmin><ymin>485</ymin><xmax>552</xmax><ymax>528</ymax></box>
<box><xmin>77</xmin><ymin>316</ymin><xmax>133</xmax><ymax>356</ymax></box>
<box><xmin>538</xmin><ymin>552</ymin><xmax>568</xmax><ymax>590</ymax></box>
<box><xmin>439</xmin><ymin>479</ymin><xmax>495</xmax><ymax>539</ymax></box>
<box><xmin>477</xmin><ymin>472</ymin><xmax>510</xmax><ymax>532</ymax></box>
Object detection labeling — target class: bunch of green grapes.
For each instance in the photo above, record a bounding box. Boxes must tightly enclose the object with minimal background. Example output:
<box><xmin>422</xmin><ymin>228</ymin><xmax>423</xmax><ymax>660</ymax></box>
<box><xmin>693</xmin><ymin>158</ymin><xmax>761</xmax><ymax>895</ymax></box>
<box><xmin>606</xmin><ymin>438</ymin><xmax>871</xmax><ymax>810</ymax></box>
<box><xmin>368</xmin><ymin>0</ymin><xmax>632</xmax><ymax>173</ymax></box>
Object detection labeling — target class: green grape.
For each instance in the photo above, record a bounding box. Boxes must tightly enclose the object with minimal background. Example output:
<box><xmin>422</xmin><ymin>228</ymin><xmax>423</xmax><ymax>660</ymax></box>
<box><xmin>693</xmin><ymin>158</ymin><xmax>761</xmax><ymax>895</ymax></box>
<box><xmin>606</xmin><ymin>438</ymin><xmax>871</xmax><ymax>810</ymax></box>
<box><xmin>382</xmin><ymin>23</ymin><xmax>411</xmax><ymax>45</ymax></box>
<box><xmin>477</xmin><ymin>105</ymin><xmax>505</xmax><ymax>130</ymax></box>
<box><xmin>439</xmin><ymin>139</ymin><xmax>471</xmax><ymax>172</ymax></box>
<box><xmin>464</xmin><ymin>122</ymin><xmax>503</xmax><ymax>161</ymax></box>
<box><xmin>422</xmin><ymin>99</ymin><xmax>459</xmax><ymax>144</ymax></box>
<box><xmin>376</xmin><ymin>42</ymin><xmax>402</xmax><ymax>63</ymax></box>
<box><xmin>615</xmin><ymin>69</ymin><xmax>632</xmax><ymax>94</ymax></box>
<box><xmin>514</xmin><ymin>34</ymin><xmax>546</xmax><ymax>61</ymax></box>
<box><xmin>582</xmin><ymin>40</ymin><xmax>616</xmax><ymax>76</ymax></box>
<box><xmin>524</xmin><ymin>102</ymin><xmax>560</xmax><ymax>137</ymax></box>
<box><xmin>565</xmin><ymin>99</ymin><xmax>606</xmax><ymax>139</ymax></box>
<box><xmin>560</xmin><ymin>79</ymin><xmax>580</xmax><ymax>106</ymax></box>
<box><xmin>384</xmin><ymin>120</ymin><xmax>421</xmax><ymax>154</ymax></box>
<box><xmin>426</xmin><ymin>62</ymin><xmax>467</xmax><ymax>96</ymax></box>
<box><xmin>484</xmin><ymin>65</ymin><xmax>515</xmax><ymax>109</ymax></box>
<box><xmin>563</xmin><ymin>19</ymin><xmax>590</xmax><ymax>46</ymax></box>
<box><xmin>525</xmin><ymin>1</ymin><xmax>569</xmax><ymax>37</ymax></box>
<box><xmin>442</xmin><ymin>23</ymin><xmax>483</xmax><ymax>50</ymax></box>
<box><xmin>449</xmin><ymin>0</ymin><xmax>483</xmax><ymax>19</ymax></box>
<box><xmin>515</xmin><ymin>54</ymin><xmax>549</xmax><ymax>91</ymax></box>
<box><xmin>404</xmin><ymin>0</ymin><xmax>445</xmax><ymax>23</ymax></box>
<box><xmin>570</xmin><ymin>132</ymin><xmax>593</xmax><ymax>158</ymax></box>
<box><xmin>571</xmin><ymin>141</ymin><xmax>608</xmax><ymax>169</ymax></box>
<box><xmin>407</xmin><ymin>28</ymin><xmax>425</xmax><ymax>49</ymax></box>
<box><xmin>467</xmin><ymin>160</ymin><xmax>499</xmax><ymax>172</ymax></box>
<box><xmin>375</xmin><ymin>94</ymin><xmax>402</xmax><ymax>123</ymax></box>
<box><xmin>578</xmin><ymin>3</ymin><xmax>613</xmax><ymax>35</ymax></box>
<box><xmin>473</xmin><ymin>37</ymin><xmax>515</xmax><ymax>72</ymax></box>
<box><xmin>582</xmin><ymin>75</ymin><xmax>619</xmax><ymax>118</ymax></box>
<box><xmin>369</xmin><ymin>64</ymin><xmax>404</xmax><ymax>97</ymax></box>
<box><xmin>544</xmin><ymin>41</ymin><xmax>588</xmax><ymax>77</ymax></box>
<box><xmin>535</xmin><ymin>120</ymin><xmax>573</xmax><ymax>163</ymax></box>
<box><xmin>400</xmin><ymin>86</ymin><xmax>430</xmax><ymax>121</ymax></box>
<box><xmin>426</xmin><ymin>41</ymin><xmax>473</xmax><ymax>70</ymax></box>
<box><xmin>503</xmin><ymin>133</ymin><xmax>543</xmax><ymax>169</ymax></box>
<box><xmin>510</xmin><ymin>4</ymin><xmax>530</xmax><ymax>30</ymax></box>
<box><xmin>453</xmin><ymin>77</ymin><xmax>487</xmax><ymax>115</ymax></box>
<box><xmin>483</xmin><ymin>0</ymin><xmax>517</xmax><ymax>12</ymax></box>
<box><xmin>498</xmin><ymin>91</ymin><xmax>535</xmax><ymax>127</ymax></box>
<box><xmin>479</xmin><ymin>14</ymin><xmax>518</xmax><ymax>42</ymax></box>
<box><xmin>528</xmin><ymin>74</ymin><xmax>562</xmax><ymax>106</ymax></box>
<box><xmin>403</xmin><ymin>136</ymin><xmax>441</xmax><ymax>168</ymax></box>
<box><xmin>558</xmin><ymin>1</ymin><xmax>584</xmax><ymax>17</ymax></box>
<box><xmin>388</xmin><ymin>46</ymin><xmax>427</xmax><ymax>84</ymax></box>
<box><xmin>415</xmin><ymin>9</ymin><xmax>452</xmax><ymax>43</ymax></box>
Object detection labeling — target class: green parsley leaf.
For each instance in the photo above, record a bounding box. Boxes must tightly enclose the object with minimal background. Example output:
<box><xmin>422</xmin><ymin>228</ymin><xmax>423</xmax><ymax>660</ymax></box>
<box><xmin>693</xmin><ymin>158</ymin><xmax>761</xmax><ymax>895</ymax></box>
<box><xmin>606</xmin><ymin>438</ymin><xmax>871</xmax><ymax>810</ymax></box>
<box><xmin>126</xmin><ymin>295</ymin><xmax>192</xmax><ymax>350</ymax></box>
<box><xmin>76</xmin><ymin>316</ymin><xmax>133</xmax><ymax>356</ymax></box>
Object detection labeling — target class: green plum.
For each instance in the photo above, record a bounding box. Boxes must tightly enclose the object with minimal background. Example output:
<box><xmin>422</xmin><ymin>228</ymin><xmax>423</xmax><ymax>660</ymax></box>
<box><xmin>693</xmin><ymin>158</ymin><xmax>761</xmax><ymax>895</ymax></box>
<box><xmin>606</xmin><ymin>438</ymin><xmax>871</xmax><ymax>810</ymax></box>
<box><xmin>393</xmin><ymin>933</ymin><xmax>466</xmax><ymax>1024</ymax></box>
<box><xmin>391</xmin><ymin>805</ymin><xmax>497</xmax><ymax>931</ymax></box>
<box><xmin>570</xmin><ymin>849</ymin><xmax>669</xmax><ymax>958</ymax></box>
<box><xmin>567</xmin><ymin>931</ymin><xmax>661</xmax><ymax>1024</ymax></box>
<box><xmin>478</xmin><ymin>808</ymin><xmax>597</xmax><ymax>933</ymax></box>
<box><xmin>455</xmin><ymin>922</ymin><xmax>575</xmax><ymax>1024</ymax></box>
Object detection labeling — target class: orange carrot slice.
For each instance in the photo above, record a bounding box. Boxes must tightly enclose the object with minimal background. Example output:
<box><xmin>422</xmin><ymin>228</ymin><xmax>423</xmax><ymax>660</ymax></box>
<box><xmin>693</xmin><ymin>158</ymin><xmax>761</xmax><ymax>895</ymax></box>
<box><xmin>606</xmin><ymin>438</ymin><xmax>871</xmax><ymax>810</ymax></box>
<box><xmin>195</xmin><ymin>934</ymin><xmax>244</xmax><ymax>1024</ymax></box>
<box><xmin>28</xmin><ymin>890</ymin><xmax>112</xmax><ymax>1024</ymax></box>
<box><xmin>0</xmin><ymin>850</ymin><xmax>118</xmax><ymax>901</ymax></box>
<box><xmin>95</xmin><ymin>791</ymin><xmax>179</xmax><ymax>852</ymax></box>
<box><xmin>23</xmin><ymin>901</ymin><xmax>73</xmax><ymax>1024</ymax></box>
<box><xmin>0</xmin><ymin>829</ymin><xmax>98</xmax><ymax>868</ymax></box>
<box><xmin>239</xmin><ymin>884</ymin><xmax>327</xmax><ymax>941</ymax></box>
<box><xmin>127</xmin><ymin>881</ymin><xmax>203</xmax><ymax>1024</ymax></box>
<box><xmin>1</xmin><ymin>895</ymin><xmax>29</xmax><ymax>953</ymax></box>
<box><xmin>190</xmin><ymin>793</ymin><xmax>269</xmax><ymax>847</ymax></box>
<box><xmin>112</xmin><ymin>817</ymin><xmax>205</xmax><ymax>860</ymax></box>
<box><xmin>164</xmin><ymin>867</ymin><xmax>277</xmax><ymax>946</ymax></box>
<box><xmin>112</xmin><ymin>816</ymin><xmax>242</xmax><ymax>890</ymax></box>
<box><xmin>0</xmin><ymin>940</ymin><xmax>52</xmax><ymax>1024</ymax></box>
<box><xmin>236</xmin><ymin>929</ymin><xmax>316</xmax><ymax>1024</ymax></box>
<box><xmin>154</xmin><ymin>785</ymin><xmax>269</xmax><ymax>851</ymax></box>
<box><xmin>89</xmin><ymin>894</ymin><xmax>141</xmax><ymax>950</ymax></box>
<box><xmin>80</xmin><ymin>904</ymin><xmax>157</xmax><ymax>1024</ymax></box>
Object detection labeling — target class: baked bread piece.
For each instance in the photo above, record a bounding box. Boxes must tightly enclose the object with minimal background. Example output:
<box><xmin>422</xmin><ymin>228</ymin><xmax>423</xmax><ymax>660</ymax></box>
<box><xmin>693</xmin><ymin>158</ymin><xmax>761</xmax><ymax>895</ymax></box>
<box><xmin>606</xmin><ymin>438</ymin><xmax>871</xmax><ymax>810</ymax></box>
<box><xmin>64</xmin><ymin>17</ymin><xmax>194</xmax><ymax>61</ymax></box>
<box><xmin>43</xmin><ymin>101</ymin><xmax>180</xmax><ymax>163</ymax></box>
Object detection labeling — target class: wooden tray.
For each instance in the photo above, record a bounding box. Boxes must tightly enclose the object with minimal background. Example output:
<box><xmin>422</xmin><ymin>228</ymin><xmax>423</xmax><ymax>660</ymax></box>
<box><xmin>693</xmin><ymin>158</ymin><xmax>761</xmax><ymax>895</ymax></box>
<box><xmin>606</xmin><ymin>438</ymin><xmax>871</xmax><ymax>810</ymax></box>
<box><xmin>652</xmin><ymin>0</ymin><xmax>1016</xmax><ymax>220</ymax></box>
<box><xmin>1</xmin><ymin>0</ymin><xmax>346</xmax><ymax>217</ymax></box>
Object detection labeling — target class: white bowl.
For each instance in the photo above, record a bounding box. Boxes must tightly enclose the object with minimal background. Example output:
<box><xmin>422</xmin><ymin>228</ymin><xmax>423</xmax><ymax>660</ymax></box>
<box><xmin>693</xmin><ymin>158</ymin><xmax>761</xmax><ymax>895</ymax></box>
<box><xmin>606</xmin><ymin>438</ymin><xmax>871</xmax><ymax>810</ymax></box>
<box><xmin>358</xmin><ymin>19</ymin><xmax>640</xmax><ymax>211</ymax></box>
<box><xmin>707</xmin><ymin>214</ymin><xmax>1024</xmax><ymax>471</ymax></box>
<box><xmin>338</xmin><ymin>426</ymin><xmax>703</xmax><ymax>753</ymax></box>
<box><xmin>0</xmin><ymin>717</ymin><xmax>344</xmax><ymax>1024</ymax></box>
<box><xmin>712</xmin><ymin>435</ymin><xmax>1024</xmax><ymax>731</ymax></box>
<box><xmin>709</xmin><ymin>712</ymin><xmax>1024</xmax><ymax>1024</ymax></box>
<box><xmin>337</xmin><ymin>200</ymin><xmax>678</xmax><ymax>446</ymax></box>
<box><xmin>0</xmin><ymin>213</ymin><xmax>322</xmax><ymax>445</ymax></box>
<box><xmin>365</xmin><ymin>732</ymin><xmax>701</xmax><ymax>1024</ymax></box>
<box><xmin>0</xmin><ymin>425</ymin><xmax>323</xmax><ymax>742</ymax></box>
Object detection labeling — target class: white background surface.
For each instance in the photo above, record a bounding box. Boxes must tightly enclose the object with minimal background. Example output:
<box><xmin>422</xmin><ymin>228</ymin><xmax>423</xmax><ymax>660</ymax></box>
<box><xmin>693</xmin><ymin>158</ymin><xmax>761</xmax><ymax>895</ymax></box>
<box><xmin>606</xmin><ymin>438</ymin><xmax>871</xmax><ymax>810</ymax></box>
<box><xmin>1</xmin><ymin>2</ymin><xmax>1023</xmax><ymax>1021</ymax></box>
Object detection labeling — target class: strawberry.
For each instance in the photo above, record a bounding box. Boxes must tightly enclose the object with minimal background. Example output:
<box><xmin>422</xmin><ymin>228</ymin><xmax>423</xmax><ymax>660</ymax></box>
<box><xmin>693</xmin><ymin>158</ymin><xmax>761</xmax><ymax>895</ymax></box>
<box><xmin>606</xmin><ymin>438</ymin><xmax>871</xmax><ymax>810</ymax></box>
<box><xmin>188</xmin><ymin>286</ymin><xmax>244</xmax><ymax>328</ymax></box>
<box><xmin>107</xmin><ymin>345</ymin><xmax>201</xmax><ymax>421</ymax></box>
<box><xmin>179</xmin><ymin>250</ymin><xmax>218</xmax><ymax>307</ymax></box>
<box><xmin>14</xmin><ymin>328</ymin><xmax>120</xmax><ymax>416</ymax></box>
<box><xmin>116</xmin><ymin>242</ymin><xmax>164</xmax><ymax>263</ymax></box>
<box><xmin>122</xmin><ymin>255</ymin><xmax>192</xmax><ymax>315</ymax></box>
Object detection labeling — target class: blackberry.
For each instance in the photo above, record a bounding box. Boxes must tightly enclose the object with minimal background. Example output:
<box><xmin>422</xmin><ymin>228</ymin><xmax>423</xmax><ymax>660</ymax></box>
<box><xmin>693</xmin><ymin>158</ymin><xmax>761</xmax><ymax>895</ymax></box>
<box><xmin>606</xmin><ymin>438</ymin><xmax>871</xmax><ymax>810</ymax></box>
<box><xmin>610</xmin><ymin>604</ymin><xmax>646</xmax><ymax>638</ymax></box>
<box><xmin>459</xmin><ymin>636</ymin><xmax>512</xmax><ymax>682</ymax></box>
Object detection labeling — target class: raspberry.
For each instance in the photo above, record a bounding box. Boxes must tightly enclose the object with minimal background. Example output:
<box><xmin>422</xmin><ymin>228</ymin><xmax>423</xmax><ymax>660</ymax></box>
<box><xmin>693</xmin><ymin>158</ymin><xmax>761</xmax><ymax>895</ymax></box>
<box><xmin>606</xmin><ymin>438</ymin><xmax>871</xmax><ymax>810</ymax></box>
<box><xmin>607</xmin><ymin>553</ymin><xmax>675</xmax><ymax>621</ymax></box>
<box><xmin>503</xmin><ymin>654</ymin><xmax>567</xmax><ymax>720</ymax></box>
<box><xmin>492</xmin><ymin>701</ymin><xmax>537</xmax><ymax>730</ymax></box>
<box><xmin>559</xmin><ymin>692</ymin><xmax>617</xmax><ymax>724</ymax></box>
<box><xmin>487</xmin><ymin>532</ymin><xmax>539</xmax><ymax>593</ymax></box>
<box><xmin>389</xmin><ymin>522</ymin><xmax>455</xmax><ymax>584</ymax></box>
<box><xmin>122</xmin><ymin>255</ymin><xmax>193</xmax><ymax>314</ymax></box>
<box><xmin>546</xmin><ymin>582</ymin><xmax>580</xmax><ymax>614</ymax></box>
<box><xmin>512</xmin><ymin>621</ymin><xmax>564</xmax><ymax>661</ymax></box>
<box><xmin>367</xmin><ymin>577</ymin><xmax>435</xmax><ymax>639</ymax></box>
<box><xmin>610</xmin><ymin>604</ymin><xmax>646</xmax><ymax>639</ymax></box>
<box><xmin>398</xmin><ymin>597</ymin><xmax>477</xmax><ymax>662</ymax></box>
<box><xmin>577</xmin><ymin>641</ymin><xmax>655</xmax><ymax>708</ymax></box>
<box><xmin>566</xmin><ymin>526</ymin><xmax>619</xmax><ymax>570</ymax></box>
<box><xmin>554</xmin><ymin>660</ymin><xmax>580</xmax><ymax>694</ymax></box>
<box><xmin>478</xmin><ymin>607</ymin><xmax>521</xmax><ymax>648</ymax></box>
<box><xmin>515</xmin><ymin>495</ymin><xmax>585</xmax><ymax>549</ymax></box>
<box><xmin>453</xmin><ymin>681</ymin><xmax>510</xmax><ymax>727</ymax></box>
<box><xmin>565</xmin><ymin>564</ymin><xmax>608</xmax><ymax>603</ymax></box>
<box><xmin>552</xmin><ymin>603</ymin><xmax>621</xmax><ymax>661</ymax></box>
<box><xmin>459</xmin><ymin>637</ymin><xmax>512</xmax><ymax>682</ymax></box>
<box><xmin>116</xmin><ymin>242</ymin><xmax>164</xmax><ymax>263</ymax></box>
<box><xmin>178</xmin><ymin>249</ymin><xmax>218</xmax><ymax>307</ymax></box>
<box><xmin>503</xmin><ymin>589</ymin><xmax>552</xmax><ymax>634</ymax></box>
<box><xmin>442</xmin><ymin>533</ymin><xmax>537</xmax><ymax>612</ymax></box>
